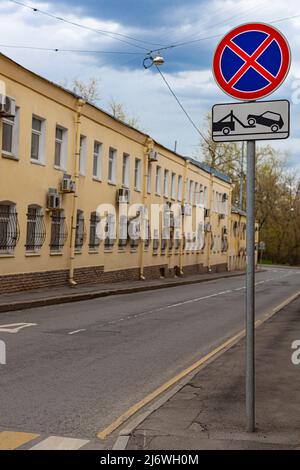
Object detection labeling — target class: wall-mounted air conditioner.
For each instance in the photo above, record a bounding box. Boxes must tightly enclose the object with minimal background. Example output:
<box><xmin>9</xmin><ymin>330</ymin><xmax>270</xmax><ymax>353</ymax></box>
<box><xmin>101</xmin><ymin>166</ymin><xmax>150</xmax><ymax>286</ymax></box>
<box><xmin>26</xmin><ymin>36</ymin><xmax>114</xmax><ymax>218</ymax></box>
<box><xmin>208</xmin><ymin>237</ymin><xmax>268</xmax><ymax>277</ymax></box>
<box><xmin>47</xmin><ymin>188</ymin><xmax>61</xmax><ymax>210</ymax></box>
<box><xmin>117</xmin><ymin>188</ymin><xmax>130</xmax><ymax>204</ymax></box>
<box><xmin>182</xmin><ymin>203</ymin><xmax>192</xmax><ymax>216</ymax></box>
<box><xmin>0</xmin><ymin>95</ymin><xmax>16</xmax><ymax>117</ymax></box>
<box><xmin>148</xmin><ymin>150</ymin><xmax>158</xmax><ymax>162</ymax></box>
<box><xmin>61</xmin><ymin>174</ymin><xmax>76</xmax><ymax>193</ymax></box>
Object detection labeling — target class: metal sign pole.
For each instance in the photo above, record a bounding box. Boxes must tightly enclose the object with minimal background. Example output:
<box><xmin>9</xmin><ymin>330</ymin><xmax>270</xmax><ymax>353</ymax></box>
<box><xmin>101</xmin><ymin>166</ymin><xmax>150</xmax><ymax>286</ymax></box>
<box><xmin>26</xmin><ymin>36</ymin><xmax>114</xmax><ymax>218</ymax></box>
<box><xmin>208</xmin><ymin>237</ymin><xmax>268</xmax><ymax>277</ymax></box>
<box><xmin>246</xmin><ymin>139</ymin><xmax>256</xmax><ymax>432</ymax></box>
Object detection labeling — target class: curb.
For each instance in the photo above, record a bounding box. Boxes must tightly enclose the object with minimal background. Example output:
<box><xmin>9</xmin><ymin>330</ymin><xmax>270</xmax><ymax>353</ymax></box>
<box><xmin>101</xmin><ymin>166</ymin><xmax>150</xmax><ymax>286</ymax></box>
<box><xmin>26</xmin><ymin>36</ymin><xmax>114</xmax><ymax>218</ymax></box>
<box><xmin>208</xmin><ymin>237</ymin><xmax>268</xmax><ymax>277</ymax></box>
<box><xmin>0</xmin><ymin>271</ymin><xmax>249</xmax><ymax>314</ymax></box>
<box><xmin>112</xmin><ymin>288</ymin><xmax>300</xmax><ymax>450</ymax></box>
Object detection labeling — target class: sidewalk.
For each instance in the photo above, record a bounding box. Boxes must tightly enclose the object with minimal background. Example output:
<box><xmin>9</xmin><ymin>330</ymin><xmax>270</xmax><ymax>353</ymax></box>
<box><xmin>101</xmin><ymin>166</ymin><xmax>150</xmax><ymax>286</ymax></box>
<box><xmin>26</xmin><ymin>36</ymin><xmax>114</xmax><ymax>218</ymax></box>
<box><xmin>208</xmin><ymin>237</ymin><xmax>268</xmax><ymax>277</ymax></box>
<box><xmin>0</xmin><ymin>270</ymin><xmax>247</xmax><ymax>313</ymax></box>
<box><xmin>127</xmin><ymin>296</ymin><xmax>300</xmax><ymax>450</ymax></box>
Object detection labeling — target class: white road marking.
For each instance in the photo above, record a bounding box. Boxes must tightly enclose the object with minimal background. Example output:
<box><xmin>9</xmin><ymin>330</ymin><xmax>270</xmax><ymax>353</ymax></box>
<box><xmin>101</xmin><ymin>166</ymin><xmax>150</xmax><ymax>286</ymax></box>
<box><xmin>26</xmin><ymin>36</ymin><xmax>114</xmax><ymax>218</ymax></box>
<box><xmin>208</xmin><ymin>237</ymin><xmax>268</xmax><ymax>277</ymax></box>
<box><xmin>68</xmin><ymin>329</ymin><xmax>86</xmax><ymax>335</ymax></box>
<box><xmin>0</xmin><ymin>323</ymin><xmax>37</xmax><ymax>334</ymax></box>
<box><xmin>30</xmin><ymin>436</ymin><xmax>89</xmax><ymax>450</ymax></box>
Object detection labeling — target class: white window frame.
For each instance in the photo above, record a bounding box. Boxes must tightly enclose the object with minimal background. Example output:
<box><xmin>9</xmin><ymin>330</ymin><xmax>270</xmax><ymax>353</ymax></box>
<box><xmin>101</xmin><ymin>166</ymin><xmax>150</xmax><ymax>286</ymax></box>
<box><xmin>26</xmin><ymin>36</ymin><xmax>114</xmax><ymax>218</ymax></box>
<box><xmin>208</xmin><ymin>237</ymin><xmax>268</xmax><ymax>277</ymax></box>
<box><xmin>163</xmin><ymin>170</ymin><xmax>169</xmax><ymax>198</ymax></box>
<box><xmin>79</xmin><ymin>135</ymin><xmax>87</xmax><ymax>176</ymax></box>
<box><xmin>134</xmin><ymin>158</ymin><xmax>141</xmax><ymax>191</ymax></box>
<box><xmin>2</xmin><ymin>107</ymin><xmax>19</xmax><ymax>159</ymax></box>
<box><xmin>31</xmin><ymin>115</ymin><xmax>46</xmax><ymax>164</ymax></box>
<box><xmin>147</xmin><ymin>162</ymin><xmax>152</xmax><ymax>194</ymax></box>
<box><xmin>171</xmin><ymin>172</ymin><xmax>176</xmax><ymax>200</ymax></box>
<box><xmin>177</xmin><ymin>175</ymin><xmax>183</xmax><ymax>202</ymax></box>
<box><xmin>93</xmin><ymin>141</ymin><xmax>102</xmax><ymax>180</ymax></box>
<box><xmin>155</xmin><ymin>166</ymin><xmax>161</xmax><ymax>195</ymax></box>
<box><xmin>54</xmin><ymin>125</ymin><xmax>68</xmax><ymax>171</ymax></box>
<box><xmin>122</xmin><ymin>153</ymin><xmax>130</xmax><ymax>188</ymax></box>
<box><xmin>108</xmin><ymin>147</ymin><xmax>117</xmax><ymax>184</ymax></box>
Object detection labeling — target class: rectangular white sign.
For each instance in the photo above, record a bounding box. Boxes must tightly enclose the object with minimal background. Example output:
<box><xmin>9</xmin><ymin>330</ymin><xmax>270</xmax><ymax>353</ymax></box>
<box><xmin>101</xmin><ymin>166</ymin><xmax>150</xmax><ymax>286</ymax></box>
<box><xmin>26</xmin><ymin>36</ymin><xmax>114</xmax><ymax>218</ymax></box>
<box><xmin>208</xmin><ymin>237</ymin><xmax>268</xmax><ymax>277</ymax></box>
<box><xmin>212</xmin><ymin>100</ymin><xmax>290</xmax><ymax>142</ymax></box>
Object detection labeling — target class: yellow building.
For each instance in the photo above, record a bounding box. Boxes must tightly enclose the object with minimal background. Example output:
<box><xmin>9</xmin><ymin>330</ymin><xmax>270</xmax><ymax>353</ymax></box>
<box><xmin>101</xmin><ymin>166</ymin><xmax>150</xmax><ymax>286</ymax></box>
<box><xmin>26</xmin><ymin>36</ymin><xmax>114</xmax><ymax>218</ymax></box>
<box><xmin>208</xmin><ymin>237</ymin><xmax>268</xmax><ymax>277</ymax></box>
<box><xmin>0</xmin><ymin>53</ymin><xmax>249</xmax><ymax>294</ymax></box>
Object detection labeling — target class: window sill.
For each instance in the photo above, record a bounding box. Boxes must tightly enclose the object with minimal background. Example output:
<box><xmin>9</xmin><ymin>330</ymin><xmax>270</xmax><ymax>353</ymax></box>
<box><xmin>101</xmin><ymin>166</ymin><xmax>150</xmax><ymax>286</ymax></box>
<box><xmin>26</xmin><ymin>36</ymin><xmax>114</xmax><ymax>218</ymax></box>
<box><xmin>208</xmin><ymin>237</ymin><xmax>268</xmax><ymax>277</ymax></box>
<box><xmin>104</xmin><ymin>248</ymin><xmax>114</xmax><ymax>253</ymax></box>
<box><xmin>25</xmin><ymin>252</ymin><xmax>41</xmax><ymax>257</ymax></box>
<box><xmin>108</xmin><ymin>181</ymin><xmax>117</xmax><ymax>186</ymax></box>
<box><xmin>2</xmin><ymin>152</ymin><xmax>18</xmax><ymax>161</ymax></box>
<box><xmin>88</xmin><ymin>249</ymin><xmax>99</xmax><ymax>254</ymax></box>
<box><xmin>92</xmin><ymin>177</ymin><xmax>102</xmax><ymax>183</ymax></box>
<box><xmin>31</xmin><ymin>159</ymin><xmax>45</xmax><ymax>167</ymax></box>
<box><xmin>134</xmin><ymin>188</ymin><xmax>141</xmax><ymax>193</ymax></box>
<box><xmin>53</xmin><ymin>165</ymin><xmax>66</xmax><ymax>172</ymax></box>
<box><xmin>50</xmin><ymin>251</ymin><xmax>63</xmax><ymax>256</ymax></box>
<box><xmin>0</xmin><ymin>253</ymin><xmax>15</xmax><ymax>258</ymax></box>
<box><xmin>75</xmin><ymin>250</ymin><xmax>82</xmax><ymax>255</ymax></box>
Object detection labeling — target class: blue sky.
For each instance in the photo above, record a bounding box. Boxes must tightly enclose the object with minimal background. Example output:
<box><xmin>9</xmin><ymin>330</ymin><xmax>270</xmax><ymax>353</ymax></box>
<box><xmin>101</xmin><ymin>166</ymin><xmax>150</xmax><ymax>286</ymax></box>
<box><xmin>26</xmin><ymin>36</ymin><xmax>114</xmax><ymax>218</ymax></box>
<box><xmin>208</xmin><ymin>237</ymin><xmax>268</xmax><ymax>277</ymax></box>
<box><xmin>1</xmin><ymin>0</ymin><xmax>300</xmax><ymax>165</ymax></box>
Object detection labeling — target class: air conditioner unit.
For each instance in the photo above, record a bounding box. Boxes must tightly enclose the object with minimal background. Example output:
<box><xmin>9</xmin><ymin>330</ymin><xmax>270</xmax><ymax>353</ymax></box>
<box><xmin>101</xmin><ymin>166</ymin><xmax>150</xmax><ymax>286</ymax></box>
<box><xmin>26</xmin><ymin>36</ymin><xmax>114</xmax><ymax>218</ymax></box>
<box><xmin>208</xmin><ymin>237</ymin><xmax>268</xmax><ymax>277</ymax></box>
<box><xmin>148</xmin><ymin>150</ymin><xmax>158</xmax><ymax>162</ymax></box>
<box><xmin>204</xmin><ymin>223</ymin><xmax>212</xmax><ymax>233</ymax></box>
<box><xmin>61</xmin><ymin>174</ymin><xmax>76</xmax><ymax>193</ymax></box>
<box><xmin>182</xmin><ymin>204</ymin><xmax>192</xmax><ymax>216</ymax></box>
<box><xmin>0</xmin><ymin>95</ymin><xmax>16</xmax><ymax>117</ymax></box>
<box><xmin>219</xmin><ymin>213</ymin><xmax>226</xmax><ymax>220</ymax></box>
<box><xmin>117</xmin><ymin>188</ymin><xmax>130</xmax><ymax>204</ymax></box>
<box><xmin>204</xmin><ymin>208</ymin><xmax>210</xmax><ymax>218</ymax></box>
<box><xmin>47</xmin><ymin>188</ymin><xmax>61</xmax><ymax>210</ymax></box>
<box><xmin>222</xmin><ymin>193</ymin><xmax>229</xmax><ymax>202</ymax></box>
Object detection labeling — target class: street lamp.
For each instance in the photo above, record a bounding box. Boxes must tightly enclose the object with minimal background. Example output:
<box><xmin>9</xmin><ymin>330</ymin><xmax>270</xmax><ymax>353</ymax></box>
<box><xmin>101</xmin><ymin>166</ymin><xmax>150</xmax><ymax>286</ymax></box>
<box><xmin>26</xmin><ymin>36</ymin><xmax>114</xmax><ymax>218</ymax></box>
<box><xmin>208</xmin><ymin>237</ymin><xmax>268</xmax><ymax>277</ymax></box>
<box><xmin>143</xmin><ymin>53</ymin><xmax>165</xmax><ymax>69</ymax></box>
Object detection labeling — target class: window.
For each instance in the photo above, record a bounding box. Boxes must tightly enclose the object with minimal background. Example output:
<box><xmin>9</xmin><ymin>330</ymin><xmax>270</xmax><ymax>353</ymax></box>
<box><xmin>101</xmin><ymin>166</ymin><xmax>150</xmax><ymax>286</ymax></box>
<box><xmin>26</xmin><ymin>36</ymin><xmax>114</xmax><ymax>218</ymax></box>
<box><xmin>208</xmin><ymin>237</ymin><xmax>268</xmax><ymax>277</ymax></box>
<box><xmin>155</xmin><ymin>166</ymin><xmax>161</xmax><ymax>195</ymax></box>
<box><xmin>50</xmin><ymin>210</ymin><xmax>67</xmax><ymax>252</ymax></box>
<box><xmin>104</xmin><ymin>214</ymin><xmax>116</xmax><ymax>249</ymax></box>
<box><xmin>203</xmin><ymin>186</ymin><xmax>208</xmax><ymax>208</ymax></box>
<box><xmin>79</xmin><ymin>135</ymin><xmax>87</xmax><ymax>176</ymax></box>
<box><xmin>122</xmin><ymin>154</ymin><xmax>130</xmax><ymax>187</ymax></box>
<box><xmin>194</xmin><ymin>183</ymin><xmax>199</xmax><ymax>205</ymax></box>
<box><xmin>55</xmin><ymin>126</ymin><xmax>67</xmax><ymax>169</ymax></box>
<box><xmin>164</xmin><ymin>170</ymin><xmax>169</xmax><ymax>198</ymax></box>
<box><xmin>25</xmin><ymin>205</ymin><xmax>46</xmax><ymax>252</ymax></box>
<box><xmin>0</xmin><ymin>202</ymin><xmax>19</xmax><ymax>254</ymax></box>
<box><xmin>185</xmin><ymin>179</ymin><xmax>189</xmax><ymax>202</ymax></box>
<box><xmin>93</xmin><ymin>141</ymin><xmax>102</xmax><ymax>180</ymax></box>
<box><xmin>119</xmin><ymin>215</ymin><xmax>128</xmax><ymax>248</ymax></box>
<box><xmin>108</xmin><ymin>147</ymin><xmax>117</xmax><ymax>184</ymax></box>
<box><xmin>134</xmin><ymin>158</ymin><xmax>141</xmax><ymax>191</ymax></box>
<box><xmin>2</xmin><ymin>108</ymin><xmax>19</xmax><ymax>158</ymax></box>
<box><xmin>31</xmin><ymin>116</ymin><xmax>45</xmax><ymax>163</ymax></box>
<box><xmin>75</xmin><ymin>210</ymin><xmax>86</xmax><ymax>251</ymax></box>
<box><xmin>189</xmin><ymin>181</ymin><xmax>194</xmax><ymax>204</ymax></box>
<box><xmin>147</xmin><ymin>162</ymin><xmax>152</xmax><ymax>194</ymax></box>
<box><xmin>178</xmin><ymin>175</ymin><xmax>183</xmax><ymax>201</ymax></box>
<box><xmin>171</xmin><ymin>173</ymin><xmax>176</xmax><ymax>200</ymax></box>
<box><xmin>199</xmin><ymin>184</ymin><xmax>203</xmax><ymax>205</ymax></box>
<box><xmin>89</xmin><ymin>212</ymin><xmax>100</xmax><ymax>250</ymax></box>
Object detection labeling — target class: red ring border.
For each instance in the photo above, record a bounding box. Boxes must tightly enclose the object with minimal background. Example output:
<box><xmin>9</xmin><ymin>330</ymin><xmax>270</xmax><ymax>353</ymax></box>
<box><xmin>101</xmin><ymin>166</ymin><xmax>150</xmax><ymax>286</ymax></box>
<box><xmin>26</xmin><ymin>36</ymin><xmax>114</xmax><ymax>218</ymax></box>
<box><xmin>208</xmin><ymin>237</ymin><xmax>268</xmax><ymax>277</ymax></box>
<box><xmin>213</xmin><ymin>23</ymin><xmax>291</xmax><ymax>101</ymax></box>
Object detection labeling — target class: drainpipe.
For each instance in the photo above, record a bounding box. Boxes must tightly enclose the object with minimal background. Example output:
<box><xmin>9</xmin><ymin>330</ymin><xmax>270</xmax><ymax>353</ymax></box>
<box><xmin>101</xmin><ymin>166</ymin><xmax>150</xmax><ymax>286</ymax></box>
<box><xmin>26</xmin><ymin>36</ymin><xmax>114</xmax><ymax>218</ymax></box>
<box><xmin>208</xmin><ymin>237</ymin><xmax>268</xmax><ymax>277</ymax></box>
<box><xmin>207</xmin><ymin>172</ymin><xmax>214</xmax><ymax>272</ymax></box>
<box><xmin>179</xmin><ymin>159</ymin><xmax>189</xmax><ymax>275</ymax></box>
<box><xmin>69</xmin><ymin>98</ymin><xmax>85</xmax><ymax>286</ymax></box>
<box><xmin>227</xmin><ymin>187</ymin><xmax>232</xmax><ymax>271</ymax></box>
<box><xmin>139</xmin><ymin>137</ymin><xmax>153</xmax><ymax>280</ymax></box>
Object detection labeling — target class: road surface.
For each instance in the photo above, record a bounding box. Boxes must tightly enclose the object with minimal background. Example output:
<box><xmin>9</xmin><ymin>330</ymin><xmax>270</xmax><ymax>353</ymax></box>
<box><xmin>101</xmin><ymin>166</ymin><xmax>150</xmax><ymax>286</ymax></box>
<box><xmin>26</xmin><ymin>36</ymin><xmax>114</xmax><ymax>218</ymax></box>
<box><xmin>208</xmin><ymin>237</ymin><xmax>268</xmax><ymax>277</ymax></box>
<box><xmin>0</xmin><ymin>266</ymin><xmax>299</xmax><ymax>447</ymax></box>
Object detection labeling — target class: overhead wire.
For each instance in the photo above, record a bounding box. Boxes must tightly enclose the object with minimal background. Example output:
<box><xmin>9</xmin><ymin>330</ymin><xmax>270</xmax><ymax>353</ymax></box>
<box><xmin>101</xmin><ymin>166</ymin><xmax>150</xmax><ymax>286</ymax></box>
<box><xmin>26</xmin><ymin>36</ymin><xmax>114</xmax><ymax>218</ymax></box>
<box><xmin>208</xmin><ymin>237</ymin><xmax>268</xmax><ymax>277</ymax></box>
<box><xmin>8</xmin><ymin>0</ymin><xmax>167</xmax><ymax>50</ymax></box>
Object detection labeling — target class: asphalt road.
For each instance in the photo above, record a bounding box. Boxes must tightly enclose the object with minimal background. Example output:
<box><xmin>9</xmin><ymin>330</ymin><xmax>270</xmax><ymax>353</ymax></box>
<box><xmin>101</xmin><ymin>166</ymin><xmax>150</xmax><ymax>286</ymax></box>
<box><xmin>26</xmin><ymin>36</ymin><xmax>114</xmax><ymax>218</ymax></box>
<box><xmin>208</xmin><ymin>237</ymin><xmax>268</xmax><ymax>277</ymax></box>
<box><xmin>0</xmin><ymin>267</ymin><xmax>299</xmax><ymax>444</ymax></box>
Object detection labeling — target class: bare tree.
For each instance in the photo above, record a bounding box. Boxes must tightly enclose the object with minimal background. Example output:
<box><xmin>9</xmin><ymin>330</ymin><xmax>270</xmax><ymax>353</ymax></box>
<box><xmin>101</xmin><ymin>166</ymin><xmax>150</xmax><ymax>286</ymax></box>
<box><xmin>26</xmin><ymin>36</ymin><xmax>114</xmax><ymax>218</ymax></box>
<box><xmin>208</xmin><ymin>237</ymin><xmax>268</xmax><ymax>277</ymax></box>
<box><xmin>108</xmin><ymin>99</ymin><xmax>140</xmax><ymax>129</ymax></box>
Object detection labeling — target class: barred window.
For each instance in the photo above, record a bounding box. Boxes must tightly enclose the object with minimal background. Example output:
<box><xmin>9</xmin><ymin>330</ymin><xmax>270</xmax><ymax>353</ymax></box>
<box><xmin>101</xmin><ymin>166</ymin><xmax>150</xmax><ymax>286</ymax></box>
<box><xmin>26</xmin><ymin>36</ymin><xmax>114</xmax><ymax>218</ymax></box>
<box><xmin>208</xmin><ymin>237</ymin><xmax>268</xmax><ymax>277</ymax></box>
<box><xmin>0</xmin><ymin>202</ymin><xmax>20</xmax><ymax>254</ymax></box>
<box><xmin>25</xmin><ymin>205</ymin><xmax>46</xmax><ymax>252</ymax></box>
<box><xmin>118</xmin><ymin>215</ymin><xmax>128</xmax><ymax>248</ymax></box>
<box><xmin>75</xmin><ymin>210</ymin><xmax>86</xmax><ymax>251</ymax></box>
<box><xmin>50</xmin><ymin>210</ymin><xmax>67</xmax><ymax>252</ymax></box>
<box><xmin>89</xmin><ymin>212</ymin><xmax>100</xmax><ymax>250</ymax></box>
<box><xmin>104</xmin><ymin>214</ymin><xmax>116</xmax><ymax>249</ymax></box>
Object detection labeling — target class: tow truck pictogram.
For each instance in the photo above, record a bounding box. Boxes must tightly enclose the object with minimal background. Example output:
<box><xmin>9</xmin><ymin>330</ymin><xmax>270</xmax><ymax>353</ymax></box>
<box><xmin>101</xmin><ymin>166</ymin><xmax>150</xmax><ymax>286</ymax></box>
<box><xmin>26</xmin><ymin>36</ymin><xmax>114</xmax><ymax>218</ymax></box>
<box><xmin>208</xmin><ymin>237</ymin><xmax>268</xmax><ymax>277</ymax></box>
<box><xmin>212</xmin><ymin>110</ymin><xmax>255</xmax><ymax>135</ymax></box>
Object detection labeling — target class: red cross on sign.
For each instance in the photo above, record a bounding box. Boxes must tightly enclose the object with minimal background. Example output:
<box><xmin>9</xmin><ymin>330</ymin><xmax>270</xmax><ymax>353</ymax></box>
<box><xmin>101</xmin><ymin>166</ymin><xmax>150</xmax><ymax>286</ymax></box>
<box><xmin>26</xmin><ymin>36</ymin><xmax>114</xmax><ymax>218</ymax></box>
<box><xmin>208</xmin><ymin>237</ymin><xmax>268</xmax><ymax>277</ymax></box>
<box><xmin>213</xmin><ymin>23</ymin><xmax>291</xmax><ymax>100</ymax></box>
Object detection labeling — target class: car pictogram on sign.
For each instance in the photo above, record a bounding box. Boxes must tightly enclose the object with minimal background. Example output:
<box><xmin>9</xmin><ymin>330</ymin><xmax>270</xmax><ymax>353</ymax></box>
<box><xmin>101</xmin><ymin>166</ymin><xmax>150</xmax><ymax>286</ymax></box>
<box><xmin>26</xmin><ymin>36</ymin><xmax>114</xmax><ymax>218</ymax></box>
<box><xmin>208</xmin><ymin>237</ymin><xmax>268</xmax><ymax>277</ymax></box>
<box><xmin>246</xmin><ymin>111</ymin><xmax>284</xmax><ymax>132</ymax></box>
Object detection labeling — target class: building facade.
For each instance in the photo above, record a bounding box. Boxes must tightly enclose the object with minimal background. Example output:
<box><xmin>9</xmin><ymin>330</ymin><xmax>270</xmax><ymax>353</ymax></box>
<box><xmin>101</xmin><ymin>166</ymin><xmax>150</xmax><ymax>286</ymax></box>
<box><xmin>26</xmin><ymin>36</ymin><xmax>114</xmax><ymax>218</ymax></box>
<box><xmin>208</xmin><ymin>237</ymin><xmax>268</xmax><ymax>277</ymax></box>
<box><xmin>0</xmin><ymin>54</ymin><xmax>251</xmax><ymax>294</ymax></box>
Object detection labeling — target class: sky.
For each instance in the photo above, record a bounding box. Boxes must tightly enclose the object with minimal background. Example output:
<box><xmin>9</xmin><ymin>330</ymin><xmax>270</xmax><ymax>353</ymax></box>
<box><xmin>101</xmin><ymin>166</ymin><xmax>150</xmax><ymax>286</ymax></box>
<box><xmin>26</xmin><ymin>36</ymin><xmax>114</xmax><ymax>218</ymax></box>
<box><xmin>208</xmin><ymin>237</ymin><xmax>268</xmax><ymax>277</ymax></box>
<box><xmin>1</xmin><ymin>0</ymin><xmax>300</xmax><ymax>166</ymax></box>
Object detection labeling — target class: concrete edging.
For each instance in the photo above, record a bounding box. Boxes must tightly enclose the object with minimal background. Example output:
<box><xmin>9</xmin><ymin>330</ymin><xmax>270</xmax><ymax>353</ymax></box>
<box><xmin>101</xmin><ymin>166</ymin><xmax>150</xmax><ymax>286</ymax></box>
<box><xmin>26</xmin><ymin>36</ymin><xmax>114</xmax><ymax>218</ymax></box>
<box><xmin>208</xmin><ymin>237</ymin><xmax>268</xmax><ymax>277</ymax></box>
<box><xmin>0</xmin><ymin>271</ymin><xmax>248</xmax><ymax>314</ymax></box>
<box><xmin>112</xmin><ymin>288</ymin><xmax>300</xmax><ymax>450</ymax></box>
